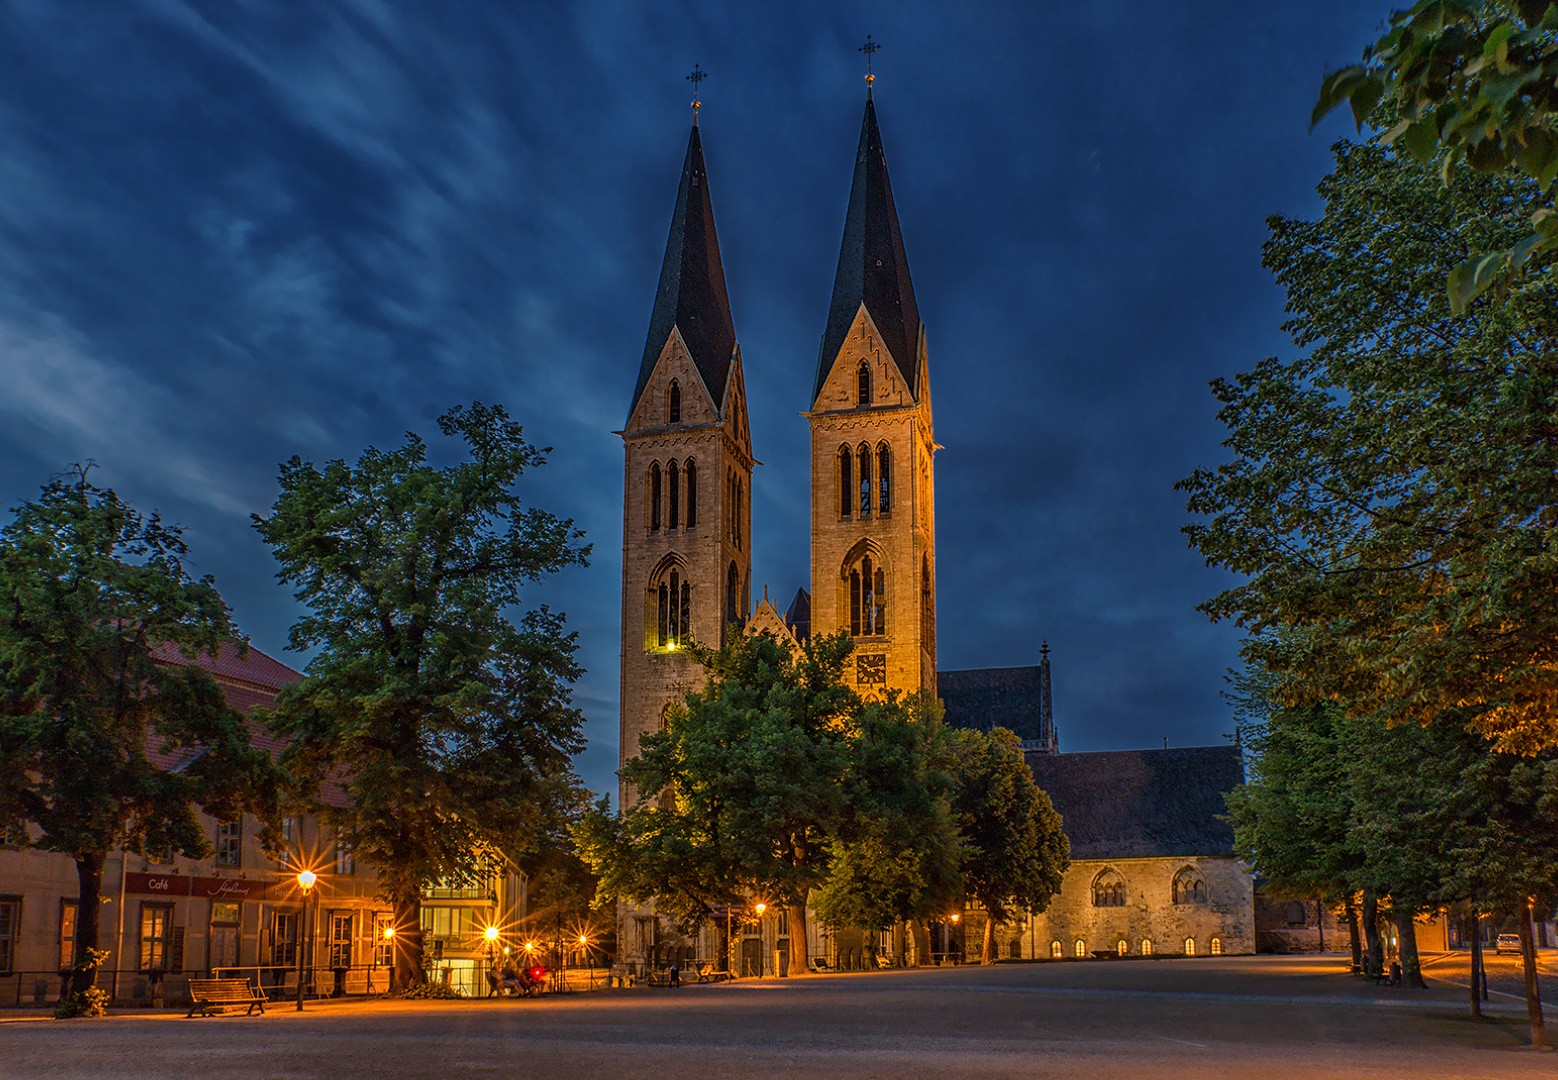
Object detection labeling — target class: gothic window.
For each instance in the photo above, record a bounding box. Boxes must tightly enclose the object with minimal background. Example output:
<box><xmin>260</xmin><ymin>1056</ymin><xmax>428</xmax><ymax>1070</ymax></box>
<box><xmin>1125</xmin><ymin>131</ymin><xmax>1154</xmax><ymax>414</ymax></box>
<box><xmin>857</xmin><ymin>361</ymin><xmax>871</xmax><ymax>406</ymax></box>
<box><xmin>1210</xmin><ymin>937</ymin><xmax>1223</xmax><ymax>955</ymax></box>
<box><xmin>1091</xmin><ymin>870</ymin><xmax>1126</xmax><ymax>907</ymax></box>
<box><xmin>726</xmin><ymin>562</ymin><xmax>740</xmax><ymax>626</ymax></box>
<box><xmin>1172</xmin><ymin>868</ymin><xmax>1208</xmax><ymax>905</ymax></box>
<box><xmin>1141</xmin><ymin>939</ymin><xmax>1153</xmax><ymax>956</ymax></box>
<box><xmin>839</xmin><ymin>447</ymin><xmax>853</xmax><ymax>518</ymax></box>
<box><xmin>858</xmin><ymin>443</ymin><xmax>872</xmax><ymax>516</ymax></box>
<box><xmin>845</xmin><ymin>551</ymin><xmax>886</xmax><ymax>637</ymax></box>
<box><xmin>1285</xmin><ymin>901</ymin><xmax>1307</xmax><ymax>927</ymax></box>
<box><xmin>668</xmin><ymin>460</ymin><xmax>680</xmax><ymax>529</ymax></box>
<box><xmin>1050</xmin><ymin>940</ymin><xmax>1061</xmax><ymax>959</ymax></box>
<box><xmin>684</xmin><ymin>459</ymin><xmax>697</xmax><ymax>528</ymax></box>
<box><xmin>1074</xmin><ymin>939</ymin><xmax>1085</xmax><ymax>958</ymax></box>
<box><xmin>654</xmin><ymin>566</ymin><xmax>692</xmax><ymax>650</ymax></box>
<box><xmin>877</xmin><ymin>444</ymin><xmax>891</xmax><ymax>514</ymax></box>
<box><xmin>1116</xmin><ymin>939</ymin><xmax>1128</xmax><ymax>956</ymax></box>
<box><xmin>1184</xmin><ymin>938</ymin><xmax>1197</xmax><ymax>957</ymax></box>
<box><xmin>649</xmin><ymin>463</ymin><xmax>662</xmax><ymax>531</ymax></box>
<box><xmin>669</xmin><ymin>380</ymin><xmax>681</xmax><ymax>423</ymax></box>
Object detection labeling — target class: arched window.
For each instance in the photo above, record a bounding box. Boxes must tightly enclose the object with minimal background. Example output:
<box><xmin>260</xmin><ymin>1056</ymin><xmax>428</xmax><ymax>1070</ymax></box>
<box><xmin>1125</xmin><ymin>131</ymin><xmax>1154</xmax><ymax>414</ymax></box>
<box><xmin>668</xmin><ymin>460</ymin><xmax>680</xmax><ymax>529</ymax></box>
<box><xmin>1116</xmin><ymin>939</ymin><xmax>1128</xmax><ymax>956</ymax></box>
<box><xmin>839</xmin><ymin>447</ymin><xmax>853</xmax><ymax>518</ymax></box>
<box><xmin>1172</xmin><ymin>868</ymin><xmax>1208</xmax><ymax>906</ymax></box>
<box><xmin>654</xmin><ymin>566</ymin><xmax>691</xmax><ymax>650</ymax></box>
<box><xmin>734</xmin><ymin>477</ymin><xmax>743</xmax><ymax>549</ymax></box>
<box><xmin>1050</xmin><ymin>940</ymin><xmax>1061</xmax><ymax>959</ymax></box>
<box><xmin>846</xmin><ymin>551</ymin><xmax>886</xmax><ymax>637</ymax></box>
<box><xmin>1285</xmin><ymin>901</ymin><xmax>1307</xmax><ymax>927</ymax></box>
<box><xmin>922</xmin><ymin>556</ymin><xmax>934</xmax><ymax>650</ymax></box>
<box><xmin>669</xmin><ymin>381</ymin><xmax>681</xmax><ymax>423</ymax></box>
<box><xmin>684</xmin><ymin>459</ymin><xmax>697</xmax><ymax>528</ymax></box>
<box><xmin>1210</xmin><ymin>937</ymin><xmax>1223</xmax><ymax>956</ymax></box>
<box><xmin>649</xmin><ymin>463</ymin><xmax>662</xmax><ymax>531</ymax></box>
<box><xmin>1074</xmin><ymin>940</ymin><xmax>1086</xmax><ymax>958</ymax></box>
<box><xmin>858</xmin><ymin>443</ymin><xmax>872</xmax><ymax>516</ymax></box>
<box><xmin>726</xmin><ymin>561</ymin><xmax>740</xmax><ymax>626</ymax></box>
<box><xmin>1141</xmin><ymin>939</ymin><xmax>1153</xmax><ymax>956</ymax></box>
<box><xmin>1184</xmin><ymin>938</ymin><xmax>1196</xmax><ymax>957</ymax></box>
<box><xmin>857</xmin><ymin>361</ymin><xmax>871</xmax><ymax>406</ymax></box>
<box><xmin>877</xmin><ymin>445</ymin><xmax>891</xmax><ymax>514</ymax></box>
<box><xmin>1092</xmin><ymin>870</ymin><xmax>1126</xmax><ymax>907</ymax></box>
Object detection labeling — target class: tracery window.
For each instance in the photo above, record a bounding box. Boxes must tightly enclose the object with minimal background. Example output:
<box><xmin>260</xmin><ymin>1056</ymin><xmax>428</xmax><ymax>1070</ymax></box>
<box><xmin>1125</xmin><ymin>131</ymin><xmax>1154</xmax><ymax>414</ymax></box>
<box><xmin>1172</xmin><ymin>868</ymin><xmax>1208</xmax><ymax>905</ymax></box>
<box><xmin>877</xmin><ymin>445</ymin><xmax>891</xmax><ymax>514</ymax></box>
<box><xmin>669</xmin><ymin>380</ymin><xmax>681</xmax><ymax>423</ymax></box>
<box><xmin>726</xmin><ymin>562</ymin><xmax>741</xmax><ymax>626</ymax></box>
<box><xmin>839</xmin><ymin>447</ymin><xmax>853</xmax><ymax>518</ymax></box>
<box><xmin>858</xmin><ymin>443</ymin><xmax>872</xmax><ymax>516</ymax></box>
<box><xmin>1092</xmin><ymin>870</ymin><xmax>1126</xmax><ymax>907</ymax></box>
<box><xmin>684</xmin><ymin>459</ymin><xmax>697</xmax><ymax>528</ymax></box>
<box><xmin>655</xmin><ymin>566</ymin><xmax>691</xmax><ymax>649</ymax></box>
<box><xmin>847</xmin><ymin>553</ymin><xmax>886</xmax><ymax>637</ymax></box>
<box><xmin>650</xmin><ymin>463</ymin><xmax>662</xmax><ymax>531</ymax></box>
<box><xmin>857</xmin><ymin>361</ymin><xmax>871</xmax><ymax>406</ymax></box>
<box><xmin>668</xmin><ymin>460</ymin><xmax>680</xmax><ymax>529</ymax></box>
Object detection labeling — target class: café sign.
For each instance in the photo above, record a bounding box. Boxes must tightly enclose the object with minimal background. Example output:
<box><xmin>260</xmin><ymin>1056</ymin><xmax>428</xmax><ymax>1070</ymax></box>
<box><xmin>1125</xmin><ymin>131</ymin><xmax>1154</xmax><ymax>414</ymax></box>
<box><xmin>126</xmin><ymin>873</ymin><xmax>270</xmax><ymax>900</ymax></box>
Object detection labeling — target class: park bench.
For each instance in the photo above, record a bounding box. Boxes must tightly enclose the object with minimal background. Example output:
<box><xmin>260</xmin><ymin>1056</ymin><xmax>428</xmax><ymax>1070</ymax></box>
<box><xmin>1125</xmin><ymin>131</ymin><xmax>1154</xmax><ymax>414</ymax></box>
<box><xmin>644</xmin><ymin>969</ymin><xmax>680</xmax><ymax>988</ymax></box>
<box><xmin>807</xmin><ymin>957</ymin><xmax>831</xmax><ymax>973</ymax></box>
<box><xmin>696</xmin><ymin>963</ymin><xmax>733</xmax><ymax>983</ymax></box>
<box><xmin>186</xmin><ymin>977</ymin><xmax>267</xmax><ymax>1017</ymax></box>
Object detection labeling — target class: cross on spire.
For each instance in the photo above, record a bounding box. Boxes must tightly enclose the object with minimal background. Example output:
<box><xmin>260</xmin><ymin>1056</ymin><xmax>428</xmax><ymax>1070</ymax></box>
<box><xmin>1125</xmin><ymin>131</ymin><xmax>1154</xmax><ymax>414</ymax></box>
<box><xmin>686</xmin><ymin>64</ymin><xmax>706</xmax><ymax>123</ymax></box>
<box><xmin>858</xmin><ymin>35</ymin><xmax>879</xmax><ymax>89</ymax></box>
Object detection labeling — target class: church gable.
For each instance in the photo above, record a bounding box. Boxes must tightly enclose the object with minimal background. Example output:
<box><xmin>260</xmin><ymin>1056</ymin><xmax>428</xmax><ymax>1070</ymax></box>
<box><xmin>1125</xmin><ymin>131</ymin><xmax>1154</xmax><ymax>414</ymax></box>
<box><xmin>744</xmin><ymin>594</ymin><xmax>800</xmax><ymax>652</ymax></box>
<box><xmin>814</xmin><ymin>306</ymin><xmax>916</xmax><ymax>414</ymax></box>
<box><xmin>626</xmin><ymin>328</ymin><xmax>721</xmax><ymax>434</ymax></box>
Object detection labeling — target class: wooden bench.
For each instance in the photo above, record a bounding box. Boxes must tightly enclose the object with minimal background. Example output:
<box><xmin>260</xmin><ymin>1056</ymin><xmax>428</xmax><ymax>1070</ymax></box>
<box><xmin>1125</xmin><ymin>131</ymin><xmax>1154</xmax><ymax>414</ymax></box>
<box><xmin>696</xmin><ymin>964</ymin><xmax>733</xmax><ymax>983</ymax></box>
<box><xmin>187</xmin><ymin>977</ymin><xmax>267</xmax><ymax>1017</ymax></box>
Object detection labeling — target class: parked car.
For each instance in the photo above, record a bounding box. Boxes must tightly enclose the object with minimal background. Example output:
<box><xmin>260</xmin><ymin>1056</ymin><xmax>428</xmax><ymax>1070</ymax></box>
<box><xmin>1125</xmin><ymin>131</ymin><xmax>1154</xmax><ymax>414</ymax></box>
<box><xmin>1496</xmin><ymin>934</ymin><xmax>1522</xmax><ymax>955</ymax></box>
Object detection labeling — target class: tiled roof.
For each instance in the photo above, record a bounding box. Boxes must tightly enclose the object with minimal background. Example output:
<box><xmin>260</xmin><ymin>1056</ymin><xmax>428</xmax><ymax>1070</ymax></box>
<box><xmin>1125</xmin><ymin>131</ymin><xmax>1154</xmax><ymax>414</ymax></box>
<box><xmin>147</xmin><ymin>640</ymin><xmax>300</xmax><ymax>774</ymax></box>
<box><xmin>939</xmin><ymin>664</ymin><xmax>1056</xmax><ymax>750</ymax></box>
<box><xmin>1025</xmin><ymin>745</ymin><xmax>1244</xmax><ymax>860</ymax></box>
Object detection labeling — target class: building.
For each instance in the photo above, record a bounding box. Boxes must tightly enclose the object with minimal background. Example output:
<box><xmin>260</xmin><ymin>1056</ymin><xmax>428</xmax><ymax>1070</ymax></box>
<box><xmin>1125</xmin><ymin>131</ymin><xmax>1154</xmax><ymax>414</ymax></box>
<box><xmin>0</xmin><ymin>642</ymin><xmax>520</xmax><ymax>1005</ymax></box>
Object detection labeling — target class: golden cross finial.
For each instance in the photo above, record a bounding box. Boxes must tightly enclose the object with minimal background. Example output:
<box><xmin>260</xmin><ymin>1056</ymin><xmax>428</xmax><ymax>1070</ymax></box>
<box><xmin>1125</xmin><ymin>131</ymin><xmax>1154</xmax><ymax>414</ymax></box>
<box><xmin>859</xmin><ymin>35</ymin><xmax>879</xmax><ymax>88</ymax></box>
<box><xmin>686</xmin><ymin>65</ymin><xmax>707</xmax><ymax>123</ymax></box>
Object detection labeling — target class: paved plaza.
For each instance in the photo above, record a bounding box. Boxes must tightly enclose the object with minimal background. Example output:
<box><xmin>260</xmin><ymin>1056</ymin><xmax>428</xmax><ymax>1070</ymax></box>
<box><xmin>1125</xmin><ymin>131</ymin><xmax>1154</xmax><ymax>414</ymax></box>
<box><xmin>4</xmin><ymin>955</ymin><xmax>1556</xmax><ymax>1079</ymax></box>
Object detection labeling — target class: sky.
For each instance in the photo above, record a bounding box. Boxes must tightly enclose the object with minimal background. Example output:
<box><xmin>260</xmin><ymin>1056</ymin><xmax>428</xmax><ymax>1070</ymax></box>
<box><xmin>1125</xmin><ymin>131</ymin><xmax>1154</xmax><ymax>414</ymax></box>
<box><xmin>0</xmin><ymin>1</ymin><xmax>1389</xmax><ymax>800</ymax></box>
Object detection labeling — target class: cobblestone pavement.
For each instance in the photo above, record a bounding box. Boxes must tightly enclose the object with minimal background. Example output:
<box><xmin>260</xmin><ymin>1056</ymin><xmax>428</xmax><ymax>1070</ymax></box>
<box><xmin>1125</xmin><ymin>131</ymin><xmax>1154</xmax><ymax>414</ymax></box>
<box><xmin>4</xmin><ymin>954</ymin><xmax>1554</xmax><ymax>1080</ymax></box>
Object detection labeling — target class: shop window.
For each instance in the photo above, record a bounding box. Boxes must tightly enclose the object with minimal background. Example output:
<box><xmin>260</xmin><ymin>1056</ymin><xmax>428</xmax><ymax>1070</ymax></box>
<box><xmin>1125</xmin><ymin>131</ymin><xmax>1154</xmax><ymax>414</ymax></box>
<box><xmin>216</xmin><ymin>819</ymin><xmax>242</xmax><ymax>868</ymax></box>
<box><xmin>140</xmin><ymin>904</ymin><xmax>173</xmax><ymax>971</ymax></box>
<box><xmin>0</xmin><ymin>898</ymin><xmax>18</xmax><ymax>974</ymax></box>
<box><xmin>59</xmin><ymin>900</ymin><xmax>77</xmax><ymax>971</ymax></box>
<box><xmin>210</xmin><ymin>901</ymin><xmax>241</xmax><ymax>969</ymax></box>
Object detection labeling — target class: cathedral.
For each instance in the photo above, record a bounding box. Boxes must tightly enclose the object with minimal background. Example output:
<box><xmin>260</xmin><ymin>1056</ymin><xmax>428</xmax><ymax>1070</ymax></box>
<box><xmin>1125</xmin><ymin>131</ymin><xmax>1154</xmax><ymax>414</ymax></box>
<box><xmin>616</xmin><ymin>92</ymin><xmax>1251</xmax><ymax>973</ymax></box>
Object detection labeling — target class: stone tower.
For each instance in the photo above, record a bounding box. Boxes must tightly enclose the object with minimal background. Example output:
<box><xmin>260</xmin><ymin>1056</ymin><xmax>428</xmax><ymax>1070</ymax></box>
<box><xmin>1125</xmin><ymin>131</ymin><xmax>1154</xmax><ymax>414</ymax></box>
<box><xmin>807</xmin><ymin>95</ymin><xmax>936</xmax><ymax>698</ymax></box>
<box><xmin>619</xmin><ymin>122</ymin><xmax>754</xmax><ymax>807</ymax></box>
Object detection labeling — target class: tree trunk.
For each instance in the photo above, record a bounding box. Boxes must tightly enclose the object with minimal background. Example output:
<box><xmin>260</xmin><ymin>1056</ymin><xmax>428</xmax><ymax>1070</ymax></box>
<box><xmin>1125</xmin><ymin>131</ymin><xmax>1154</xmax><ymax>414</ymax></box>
<box><xmin>910</xmin><ymin>920</ymin><xmax>932</xmax><ymax>966</ymax></box>
<box><xmin>788</xmin><ymin>904</ymin><xmax>809</xmax><ymax>976</ymax></box>
<box><xmin>981</xmin><ymin>912</ymin><xmax>997</xmax><ymax>965</ymax></box>
<box><xmin>1519</xmin><ymin>899</ymin><xmax>1549</xmax><ymax>1049</ymax></box>
<box><xmin>1362</xmin><ymin>891</ymin><xmax>1384</xmax><ymax>979</ymax></box>
<box><xmin>1469</xmin><ymin>910</ymin><xmax>1484</xmax><ymax>1019</ymax></box>
<box><xmin>1393</xmin><ymin>907</ymin><xmax>1426</xmax><ymax>988</ymax></box>
<box><xmin>1345</xmin><ymin>894</ymin><xmax>1362</xmax><ymax>973</ymax></box>
<box><xmin>391</xmin><ymin>894</ymin><xmax>425</xmax><ymax>992</ymax></box>
<box><xmin>71</xmin><ymin>851</ymin><xmax>106</xmax><ymax>999</ymax></box>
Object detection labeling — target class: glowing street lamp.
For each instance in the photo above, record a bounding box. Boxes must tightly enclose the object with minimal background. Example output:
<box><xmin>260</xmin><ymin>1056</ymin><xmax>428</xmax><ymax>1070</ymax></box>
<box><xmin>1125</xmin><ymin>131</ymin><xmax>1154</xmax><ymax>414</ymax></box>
<box><xmin>295</xmin><ymin>870</ymin><xmax>318</xmax><ymax>1012</ymax></box>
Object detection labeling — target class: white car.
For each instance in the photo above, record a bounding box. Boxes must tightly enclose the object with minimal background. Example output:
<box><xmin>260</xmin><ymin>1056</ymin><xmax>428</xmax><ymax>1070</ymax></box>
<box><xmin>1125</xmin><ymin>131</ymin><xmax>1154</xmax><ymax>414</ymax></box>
<box><xmin>1496</xmin><ymin>934</ymin><xmax>1522</xmax><ymax>955</ymax></box>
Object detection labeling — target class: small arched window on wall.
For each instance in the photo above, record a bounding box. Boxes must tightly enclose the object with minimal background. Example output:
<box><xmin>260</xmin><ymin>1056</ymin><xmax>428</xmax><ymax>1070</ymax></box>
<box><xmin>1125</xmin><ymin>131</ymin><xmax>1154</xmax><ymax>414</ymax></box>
<box><xmin>877</xmin><ymin>445</ymin><xmax>891</xmax><ymax>514</ymax></box>
<box><xmin>858</xmin><ymin>443</ymin><xmax>872</xmax><ymax>516</ymax></box>
<box><xmin>669</xmin><ymin>380</ymin><xmax>681</xmax><ymax>423</ymax></box>
<box><xmin>1184</xmin><ymin>938</ymin><xmax>1197</xmax><ymax>957</ymax></box>
<box><xmin>1050</xmin><ymin>941</ymin><xmax>1061</xmax><ymax>959</ymax></box>
<box><xmin>668</xmin><ymin>461</ymin><xmax>680</xmax><ymax>529</ymax></box>
<box><xmin>726</xmin><ymin>561</ymin><xmax>740</xmax><ymax>627</ymax></box>
<box><xmin>684</xmin><ymin>460</ymin><xmax>697</xmax><ymax>528</ymax></box>
<box><xmin>655</xmin><ymin>567</ymin><xmax>691</xmax><ymax>650</ymax></box>
<box><xmin>839</xmin><ymin>447</ymin><xmax>853</xmax><ymax>518</ymax></box>
<box><xmin>857</xmin><ymin>361</ymin><xmax>871</xmax><ymax>406</ymax></box>
<box><xmin>847</xmin><ymin>553</ymin><xmax>886</xmax><ymax>637</ymax></box>
<box><xmin>649</xmin><ymin>463</ymin><xmax>662</xmax><ymax>531</ymax></box>
<box><xmin>1210</xmin><ymin>937</ymin><xmax>1223</xmax><ymax>955</ymax></box>
<box><xmin>1074</xmin><ymin>940</ymin><xmax>1086</xmax><ymax>958</ymax></box>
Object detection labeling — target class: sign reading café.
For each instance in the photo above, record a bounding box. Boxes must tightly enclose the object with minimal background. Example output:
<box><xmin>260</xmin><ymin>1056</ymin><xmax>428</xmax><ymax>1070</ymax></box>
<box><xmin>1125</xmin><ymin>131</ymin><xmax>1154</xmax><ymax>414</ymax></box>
<box><xmin>125</xmin><ymin>872</ymin><xmax>272</xmax><ymax>900</ymax></box>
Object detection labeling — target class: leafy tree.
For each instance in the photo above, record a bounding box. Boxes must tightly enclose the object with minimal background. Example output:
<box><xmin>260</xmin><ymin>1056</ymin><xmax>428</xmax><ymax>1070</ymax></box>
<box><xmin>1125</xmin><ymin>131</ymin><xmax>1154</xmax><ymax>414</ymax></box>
<box><xmin>579</xmin><ymin>631</ymin><xmax>858</xmax><ymax>974</ymax></box>
<box><xmin>948</xmin><ymin>727</ymin><xmax>1069</xmax><ymax>964</ymax></box>
<box><xmin>510</xmin><ymin>772</ymin><xmax>606</xmax><ymax>961</ymax></box>
<box><xmin>0</xmin><ymin>467</ymin><xmax>279</xmax><ymax>1010</ymax></box>
<box><xmin>1314</xmin><ymin>0</ymin><xmax>1558</xmax><ymax>310</ymax></box>
<box><xmin>1179</xmin><ymin>139</ymin><xmax>1558</xmax><ymax>752</ymax></box>
<box><xmin>253</xmin><ymin>403</ymin><xmax>589</xmax><ymax>991</ymax></box>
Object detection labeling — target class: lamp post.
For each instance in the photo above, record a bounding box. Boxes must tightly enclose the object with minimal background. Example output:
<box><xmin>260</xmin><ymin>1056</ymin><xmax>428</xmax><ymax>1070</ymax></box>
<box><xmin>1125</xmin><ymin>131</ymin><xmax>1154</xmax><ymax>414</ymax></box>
<box><xmin>294</xmin><ymin>870</ymin><xmax>317</xmax><ymax>1011</ymax></box>
<box><xmin>484</xmin><ymin>925</ymin><xmax>500</xmax><ymax>993</ymax></box>
<box><xmin>754</xmin><ymin>903</ymin><xmax>766</xmax><ymax>979</ymax></box>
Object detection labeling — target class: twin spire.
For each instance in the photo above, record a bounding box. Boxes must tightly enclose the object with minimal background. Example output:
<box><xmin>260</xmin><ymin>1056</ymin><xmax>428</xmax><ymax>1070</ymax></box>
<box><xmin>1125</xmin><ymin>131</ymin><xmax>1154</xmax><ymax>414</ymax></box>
<box><xmin>631</xmin><ymin>83</ymin><xmax>920</xmax><ymax>420</ymax></box>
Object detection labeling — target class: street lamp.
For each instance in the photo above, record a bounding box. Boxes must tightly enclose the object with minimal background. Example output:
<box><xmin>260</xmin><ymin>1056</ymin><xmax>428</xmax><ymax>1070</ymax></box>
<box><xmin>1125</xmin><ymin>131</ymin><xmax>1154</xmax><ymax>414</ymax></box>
<box><xmin>295</xmin><ymin>870</ymin><xmax>317</xmax><ymax>1012</ymax></box>
<box><xmin>754</xmin><ymin>903</ymin><xmax>767</xmax><ymax>978</ymax></box>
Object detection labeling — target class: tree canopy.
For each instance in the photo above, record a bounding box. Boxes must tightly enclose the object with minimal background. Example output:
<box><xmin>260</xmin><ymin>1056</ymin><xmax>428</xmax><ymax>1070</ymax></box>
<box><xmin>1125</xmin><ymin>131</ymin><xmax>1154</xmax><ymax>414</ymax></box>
<box><xmin>253</xmin><ymin>403</ymin><xmax>589</xmax><ymax>989</ymax></box>
<box><xmin>0</xmin><ymin>466</ymin><xmax>278</xmax><ymax>1012</ymax></box>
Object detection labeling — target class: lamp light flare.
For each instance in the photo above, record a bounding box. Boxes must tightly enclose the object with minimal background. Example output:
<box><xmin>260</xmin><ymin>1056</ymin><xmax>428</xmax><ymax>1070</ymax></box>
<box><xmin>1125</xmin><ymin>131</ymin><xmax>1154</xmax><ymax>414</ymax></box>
<box><xmin>297</xmin><ymin>869</ymin><xmax>317</xmax><ymax>891</ymax></box>
<box><xmin>485</xmin><ymin>925</ymin><xmax>500</xmax><ymax>942</ymax></box>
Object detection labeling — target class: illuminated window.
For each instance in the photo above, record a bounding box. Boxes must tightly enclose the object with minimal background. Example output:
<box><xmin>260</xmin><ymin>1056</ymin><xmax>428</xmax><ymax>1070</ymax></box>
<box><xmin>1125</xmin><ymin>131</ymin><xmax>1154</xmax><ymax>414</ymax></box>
<box><xmin>140</xmin><ymin>904</ymin><xmax>172</xmax><ymax>971</ymax></box>
<box><xmin>684</xmin><ymin>460</ymin><xmax>697</xmax><ymax>528</ymax></box>
<box><xmin>374</xmin><ymin>914</ymin><xmax>393</xmax><ymax>967</ymax></box>
<box><xmin>1092</xmin><ymin>870</ymin><xmax>1126</xmax><ymax>907</ymax></box>
<box><xmin>1050</xmin><ymin>940</ymin><xmax>1061</xmax><ymax>958</ymax></box>
<box><xmin>1210</xmin><ymin>937</ymin><xmax>1223</xmax><ymax>956</ymax></box>
<box><xmin>655</xmin><ymin>566</ymin><xmax>692</xmax><ymax>649</ymax></box>
<box><xmin>1141</xmin><ymin>939</ymin><xmax>1153</xmax><ymax>956</ymax></box>
<box><xmin>1184</xmin><ymin>937</ymin><xmax>1196</xmax><ymax>957</ymax></box>
<box><xmin>839</xmin><ymin>448</ymin><xmax>853</xmax><ymax>518</ymax></box>
<box><xmin>59</xmin><ymin>900</ymin><xmax>77</xmax><ymax>971</ymax></box>
<box><xmin>1074</xmin><ymin>939</ymin><xmax>1086</xmax><ymax>958</ymax></box>
<box><xmin>857</xmin><ymin>361</ymin><xmax>871</xmax><ymax>406</ymax></box>
<box><xmin>1117</xmin><ymin>939</ymin><xmax>1128</xmax><ymax>956</ymax></box>
<box><xmin>669</xmin><ymin>380</ymin><xmax>681</xmax><ymax>423</ymax></box>
<box><xmin>846</xmin><ymin>553</ymin><xmax>886</xmax><ymax>637</ymax></box>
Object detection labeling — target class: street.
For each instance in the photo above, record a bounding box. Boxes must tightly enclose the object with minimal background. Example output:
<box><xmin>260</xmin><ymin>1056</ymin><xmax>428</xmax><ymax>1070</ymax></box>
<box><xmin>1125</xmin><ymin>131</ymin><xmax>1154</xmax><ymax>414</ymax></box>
<box><xmin>4</xmin><ymin>954</ymin><xmax>1553</xmax><ymax>1079</ymax></box>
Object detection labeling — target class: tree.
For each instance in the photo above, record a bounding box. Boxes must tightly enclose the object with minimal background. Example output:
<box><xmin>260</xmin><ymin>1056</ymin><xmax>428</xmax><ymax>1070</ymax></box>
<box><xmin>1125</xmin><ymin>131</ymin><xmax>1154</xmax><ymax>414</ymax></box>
<box><xmin>0</xmin><ymin>467</ymin><xmax>279</xmax><ymax>1014</ymax></box>
<box><xmin>948</xmin><ymin>727</ymin><xmax>1070</xmax><ymax>964</ymax></box>
<box><xmin>579</xmin><ymin>631</ymin><xmax>858</xmax><ymax>975</ymax></box>
<box><xmin>253</xmin><ymin>403</ymin><xmax>589</xmax><ymax>991</ymax></box>
<box><xmin>1179</xmin><ymin>139</ymin><xmax>1558</xmax><ymax>752</ymax></box>
<box><xmin>1314</xmin><ymin>0</ymin><xmax>1558</xmax><ymax>310</ymax></box>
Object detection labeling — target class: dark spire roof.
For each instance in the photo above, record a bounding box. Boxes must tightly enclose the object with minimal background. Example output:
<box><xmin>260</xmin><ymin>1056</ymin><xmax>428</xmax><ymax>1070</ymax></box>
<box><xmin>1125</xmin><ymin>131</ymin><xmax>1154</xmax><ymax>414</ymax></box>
<box><xmin>813</xmin><ymin>97</ymin><xmax>922</xmax><ymax>407</ymax></box>
<box><xmin>630</xmin><ymin>124</ymin><xmax>737</xmax><ymax>420</ymax></box>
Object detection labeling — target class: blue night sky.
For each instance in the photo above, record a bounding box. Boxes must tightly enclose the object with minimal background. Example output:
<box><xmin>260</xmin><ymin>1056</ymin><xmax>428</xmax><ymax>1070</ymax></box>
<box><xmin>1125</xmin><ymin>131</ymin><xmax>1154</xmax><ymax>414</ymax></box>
<box><xmin>0</xmin><ymin>2</ymin><xmax>1385</xmax><ymax>800</ymax></box>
